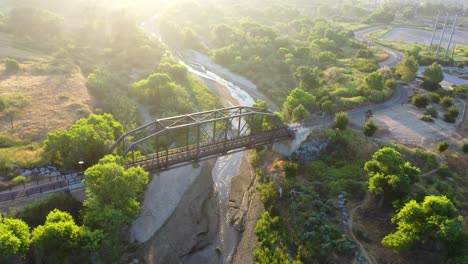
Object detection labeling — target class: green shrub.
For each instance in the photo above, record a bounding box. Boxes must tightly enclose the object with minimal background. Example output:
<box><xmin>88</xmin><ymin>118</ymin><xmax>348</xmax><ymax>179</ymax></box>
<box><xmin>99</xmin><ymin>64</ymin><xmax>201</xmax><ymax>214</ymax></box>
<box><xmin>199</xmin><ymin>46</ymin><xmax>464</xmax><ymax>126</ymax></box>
<box><xmin>333</xmin><ymin>112</ymin><xmax>349</xmax><ymax>130</ymax></box>
<box><xmin>5</xmin><ymin>58</ymin><xmax>20</xmax><ymax>72</ymax></box>
<box><xmin>420</xmin><ymin>115</ymin><xmax>434</xmax><ymax>122</ymax></box>
<box><xmin>0</xmin><ymin>132</ymin><xmax>24</xmax><ymax>148</ymax></box>
<box><xmin>385</xmin><ymin>79</ymin><xmax>397</xmax><ymax>89</ymax></box>
<box><xmin>428</xmin><ymin>92</ymin><xmax>441</xmax><ymax>104</ymax></box>
<box><xmin>447</xmin><ymin>106</ymin><xmax>459</xmax><ymax>118</ymax></box>
<box><xmin>422</xmin><ymin>80</ymin><xmax>439</xmax><ymax>91</ymax></box>
<box><xmin>444</xmin><ymin>106</ymin><xmax>459</xmax><ymax>123</ymax></box>
<box><xmin>441</xmin><ymin>96</ymin><xmax>454</xmax><ymax>108</ymax></box>
<box><xmin>437</xmin><ymin>142</ymin><xmax>449</xmax><ymax>152</ymax></box>
<box><xmin>12</xmin><ymin>175</ymin><xmax>28</xmax><ymax>187</ymax></box>
<box><xmin>462</xmin><ymin>144</ymin><xmax>468</xmax><ymax>154</ymax></box>
<box><xmin>363</xmin><ymin>120</ymin><xmax>378</xmax><ymax>137</ymax></box>
<box><xmin>10</xmin><ymin>193</ymin><xmax>83</xmax><ymax>228</ymax></box>
<box><xmin>412</xmin><ymin>93</ymin><xmax>430</xmax><ymax>108</ymax></box>
<box><xmin>444</xmin><ymin>113</ymin><xmax>456</xmax><ymax>123</ymax></box>
<box><xmin>424</xmin><ymin>107</ymin><xmax>438</xmax><ymax>118</ymax></box>
<box><xmin>283</xmin><ymin>161</ymin><xmax>299</xmax><ymax>178</ymax></box>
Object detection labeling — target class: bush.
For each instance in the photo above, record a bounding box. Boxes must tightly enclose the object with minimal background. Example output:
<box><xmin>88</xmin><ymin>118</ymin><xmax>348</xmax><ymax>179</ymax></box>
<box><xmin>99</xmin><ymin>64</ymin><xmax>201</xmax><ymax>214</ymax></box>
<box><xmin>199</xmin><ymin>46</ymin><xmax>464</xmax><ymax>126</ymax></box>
<box><xmin>441</xmin><ymin>96</ymin><xmax>454</xmax><ymax>108</ymax></box>
<box><xmin>333</xmin><ymin>112</ymin><xmax>349</xmax><ymax>130</ymax></box>
<box><xmin>437</xmin><ymin>142</ymin><xmax>449</xmax><ymax>152</ymax></box>
<box><xmin>420</xmin><ymin>115</ymin><xmax>434</xmax><ymax>122</ymax></box>
<box><xmin>444</xmin><ymin>106</ymin><xmax>459</xmax><ymax>123</ymax></box>
<box><xmin>424</xmin><ymin>107</ymin><xmax>438</xmax><ymax>118</ymax></box>
<box><xmin>12</xmin><ymin>175</ymin><xmax>28</xmax><ymax>187</ymax></box>
<box><xmin>283</xmin><ymin>161</ymin><xmax>299</xmax><ymax>178</ymax></box>
<box><xmin>363</xmin><ymin>120</ymin><xmax>378</xmax><ymax>137</ymax></box>
<box><xmin>412</xmin><ymin>94</ymin><xmax>430</xmax><ymax>108</ymax></box>
<box><xmin>422</xmin><ymin>80</ymin><xmax>439</xmax><ymax>91</ymax></box>
<box><xmin>5</xmin><ymin>58</ymin><xmax>20</xmax><ymax>72</ymax></box>
<box><xmin>385</xmin><ymin>79</ymin><xmax>397</xmax><ymax>90</ymax></box>
<box><xmin>428</xmin><ymin>92</ymin><xmax>441</xmax><ymax>104</ymax></box>
<box><xmin>444</xmin><ymin>113</ymin><xmax>456</xmax><ymax>123</ymax></box>
<box><xmin>447</xmin><ymin>105</ymin><xmax>459</xmax><ymax>118</ymax></box>
<box><xmin>462</xmin><ymin>144</ymin><xmax>468</xmax><ymax>154</ymax></box>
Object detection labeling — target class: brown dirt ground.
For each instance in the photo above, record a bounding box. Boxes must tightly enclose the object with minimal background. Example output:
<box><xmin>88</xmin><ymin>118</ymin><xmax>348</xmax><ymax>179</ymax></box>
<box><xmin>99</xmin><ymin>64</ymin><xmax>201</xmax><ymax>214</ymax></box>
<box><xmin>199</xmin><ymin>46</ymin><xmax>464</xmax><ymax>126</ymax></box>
<box><xmin>0</xmin><ymin>63</ymin><xmax>94</xmax><ymax>141</ymax></box>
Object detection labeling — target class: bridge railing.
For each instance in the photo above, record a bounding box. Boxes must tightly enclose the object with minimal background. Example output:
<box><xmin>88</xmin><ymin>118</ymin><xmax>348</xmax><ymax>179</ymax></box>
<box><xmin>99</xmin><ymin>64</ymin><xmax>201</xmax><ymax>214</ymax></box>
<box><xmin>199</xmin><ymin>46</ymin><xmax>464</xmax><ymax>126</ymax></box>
<box><xmin>0</xmin><ymin>173</ymin><xmax>85</xmax><ymax>203</ymax></box>
<box><xmin>126</xmin><ymin>128</ymin><xmax>292</xmax><ymax>170</ymax></box>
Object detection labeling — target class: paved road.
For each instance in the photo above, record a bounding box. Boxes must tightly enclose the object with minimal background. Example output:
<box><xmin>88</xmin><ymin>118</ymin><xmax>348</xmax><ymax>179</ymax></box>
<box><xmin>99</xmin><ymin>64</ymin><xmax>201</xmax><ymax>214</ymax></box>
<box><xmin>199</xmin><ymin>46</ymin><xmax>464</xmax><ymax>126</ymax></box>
<box><xmin>354</xmin><ymin>26</ymin><xmax>404</xmax><ymax>68</ymax></box>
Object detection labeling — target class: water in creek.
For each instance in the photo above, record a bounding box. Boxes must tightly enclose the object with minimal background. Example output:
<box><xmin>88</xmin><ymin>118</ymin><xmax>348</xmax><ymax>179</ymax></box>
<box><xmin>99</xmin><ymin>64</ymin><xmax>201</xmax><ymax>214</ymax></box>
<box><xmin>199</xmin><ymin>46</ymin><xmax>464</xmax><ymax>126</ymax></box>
<box><xmin>180</xmin><ymin>60</ymin><xmax>255</xmax><ymax>263</ymax></box>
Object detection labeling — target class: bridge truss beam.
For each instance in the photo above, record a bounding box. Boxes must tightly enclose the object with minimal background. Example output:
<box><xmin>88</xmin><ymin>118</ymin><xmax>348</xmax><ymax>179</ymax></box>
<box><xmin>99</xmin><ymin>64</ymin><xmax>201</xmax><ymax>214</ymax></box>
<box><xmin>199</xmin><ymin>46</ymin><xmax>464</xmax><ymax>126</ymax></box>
<box><xmin>109</xmin><ymin>106</ymin><xmax>293</xmax><ymax>170</ymax></box>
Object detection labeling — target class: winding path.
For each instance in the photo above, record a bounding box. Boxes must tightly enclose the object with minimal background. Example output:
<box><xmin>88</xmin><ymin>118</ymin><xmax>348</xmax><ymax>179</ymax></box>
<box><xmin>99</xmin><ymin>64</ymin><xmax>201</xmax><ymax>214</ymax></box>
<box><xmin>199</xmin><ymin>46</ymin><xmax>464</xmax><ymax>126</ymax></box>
<box><xmin>345</xmin><ymin>26</ymin><xmax>408</xmax><ymax>264</ymax></box>
<box><xmin>354</xmin><ymin>26</ymin><xmax>404</xmax><ymax>68</ymax></box>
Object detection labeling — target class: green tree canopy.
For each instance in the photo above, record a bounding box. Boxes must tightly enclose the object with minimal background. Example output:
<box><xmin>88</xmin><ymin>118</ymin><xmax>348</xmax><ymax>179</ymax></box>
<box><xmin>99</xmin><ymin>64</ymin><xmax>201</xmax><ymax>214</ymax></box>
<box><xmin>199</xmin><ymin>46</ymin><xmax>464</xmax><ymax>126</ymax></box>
<box><xmin>284</xmin><ymin>88</ymin><xmax>316</xmax><ymax>116</ymax></box>
<box><xmin>382</xmin><ymin>196</ymin><xmax>464</xmax><ymax>250</ymax></box>
<box><xmin>131</xmin><ymin>71</ymin><xmax>194</xmax><ymax>117</ymax></box>
<box><xmin>363</xmin><ymin>120</ymin><xmax>378</xmax><ymax>137</ymax></box>
<box><xmin>7</xmin><ymin>7</ymin><xmax>64</xmax><ymax>41</ymax></box>
<box><xmin>396</xmin><ymin>56</ymin><xmax>419</xmax><ymax>82</ymax></box>
<box><xmin>83</xmin><ymin>155</ymin><xmax>149</xmax><ymax>233</ymax></box>
<box><xmin>0</xmin><ymin>215</ymin><xmax>30</xmax><ymax>258</ymax></box>
<box><xmin>294</xmin><ymin>66</ymin><xmax>320</xmax><ymax>91</ymax></box>
<box><xmin>423</xmin><ymin>62</ymin><xmax>444</xmax><ymax>84</ymax></box>
<box><xmin>292</xmin><ymin>104</ymin><xmax>310</xmax><ymax>122</ymax></box>
<box><xmin>362</xmin><ymin>71</ymin><xmax>385</xmax><ymax>92</ymax></box>
<box><xmin>32</xmin><ymin>209</ymin><xmax>103</xmax><ymax>263</ymax></box>
<box><xmin>333</xmin><ymin>112</ymin><xmax>349</xmax><ymax>130</ymax></box>
<box><xmin>44</xmin><ymin>113</ymin><xmax>124</xmax><ymax>169</ymax></box>
<box><xmin>365</xmin><ymin>147</ymin><xmax>420</xmax><ymax>201</ymax></box>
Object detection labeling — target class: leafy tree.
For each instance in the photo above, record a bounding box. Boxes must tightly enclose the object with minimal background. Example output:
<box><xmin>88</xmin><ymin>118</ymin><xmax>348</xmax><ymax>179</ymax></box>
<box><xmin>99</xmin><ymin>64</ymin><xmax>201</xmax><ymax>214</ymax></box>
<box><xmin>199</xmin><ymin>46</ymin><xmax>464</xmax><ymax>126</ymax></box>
<box><xmin>363</xmin><ymin>120</ymin><xmax>378</xmax><ymax>137</ymax></box>
<box><xmin>441</xmin><ymin>96</ymin><xmax>454</xmax><ymax>108</ymax></box>
<box><xmin>44</xmin><ymin>113</ymin><xmax>124</xmax><ymax>169</ymax></box>
<box><xmin>423</xmin><ymin>62</ymin><xmax>444</xmax><ymax>84</ymax></box>
<box><xmin>283</xmin><ymin>88</ymin><xmax>316</xmax><ymax>120</ymax></box>
<box><xmin>437</xmin><ymin>142</ymin><xmax>449</xmax><ymax>152</ymax></box>
<box><xmin>362</xmin><ymin>71</ymin><xmax>385</xmax><ymax>92</ymax></box>
<box><xmin>294</xmin><ymin>66</ymin><xmax>320</xmax><ymax>91</ymax></box>
<box><xmin>428</xmin><ymin>92</ymin><xmax>441</xmax><ymax>104</ymax></box>
<box><xmin>424</xmin><ymin>107</ymin><xmax>438</xmax><ymax>118</ymax></box>
<box><xmin>283</xmin><ymin>161</ymin><xmax>299</xmax><ymax>178</ymax></box>
<box><xmin>292</xmin><ymin>104</ymin><xmax>310</xmax><ymax>122</ymax></box>
<box><xmin>83</xmin><ymin>155</ymin><xmax>149</xmax><ymax>233</ymax></box>
<box><xmin>365</xmin><ymin>147</ymin><xmax>420</xmax><ymax>202</ymax></box>
<box><xmin>396</xmin><ymin>56</ymin><xmax>419</xmax><ymax>82</ymax></box>
<box><xmin>5</xmin><ymin>58</ymin><xmax>19</xmax><ymax>72</ymax></box>
<box><xmin>0</xmin><ymin>215</ymin><xmax>30</xmax><ymax>259</ymax></box>
<box><xmin>0</xmin><ymin>94</ymin><xmax>28</xmax><ymax>130</ymax></box>
<box><xmin>367</xmin><ymin>7</ymin><xmax>395</xmax><ymax>23</ymax></box>
<box><xmin>412</xmin><ymin>94</ymin><xmax>430</xmax><ymax>108</ymax></box>
<box><xmin>321</xmin><ymin>100</ymin><xmax>336</xmax><ymax>115</ymax></box>
<box><xmin>333</xmin><ymin>112</ymin><xmax>349</xmax><ymax>130</ymax></box>
<box><xmin>462</xmin><ymin>144</ymin><xmax>468</xmax><ymax>154</ymax></box>
<box><xmin>254</xmin><ymin>212</ymin><xmax>290</xmax><ymax>264</ymax></box>
<box><xmin>382</xmin><ymin>196</ymin><xmax>464</xmax><ymax>250</ymax></box>
<box><xmin>131</xmin><ymin>72</ymin><xmax>194</xmax><ymax>116</ymax></box>
<box><xmin>444</xmin><ymin>105</ymin><xmax>459</xmax><ymax>123</ymax></box>
<box><xmin>32</xmin><ymin>209</ymin><xmax>103</xmax><ymax>263</ymax></box>
<box><xmin>253</xmin><ymin>99</ymin><xmax>268</xmax><ymax>110</ymax></box>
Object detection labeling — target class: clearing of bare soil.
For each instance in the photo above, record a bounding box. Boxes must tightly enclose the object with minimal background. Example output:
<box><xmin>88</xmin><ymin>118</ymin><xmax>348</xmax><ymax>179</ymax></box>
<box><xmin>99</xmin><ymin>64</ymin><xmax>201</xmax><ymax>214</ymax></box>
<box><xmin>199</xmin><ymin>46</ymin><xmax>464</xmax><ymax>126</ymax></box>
<box><xmin>350</xmin><ymin>100</ymin><xmax>465</xmax><ymax>151</ymax></box>
<box><xmin>0</xmin><ymin>63</ymin><xmax>94</xmax><ymax>141</ymax></box>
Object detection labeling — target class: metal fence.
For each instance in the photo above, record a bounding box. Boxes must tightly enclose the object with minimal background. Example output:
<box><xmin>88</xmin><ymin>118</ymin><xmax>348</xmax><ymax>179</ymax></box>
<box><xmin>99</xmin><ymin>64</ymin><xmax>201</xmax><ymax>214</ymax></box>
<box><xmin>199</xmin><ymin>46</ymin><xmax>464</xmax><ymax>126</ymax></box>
<box><xmin>0</xmin><ymin>173</ymin><xmax>85</xmax><ymax>203</ymax></box>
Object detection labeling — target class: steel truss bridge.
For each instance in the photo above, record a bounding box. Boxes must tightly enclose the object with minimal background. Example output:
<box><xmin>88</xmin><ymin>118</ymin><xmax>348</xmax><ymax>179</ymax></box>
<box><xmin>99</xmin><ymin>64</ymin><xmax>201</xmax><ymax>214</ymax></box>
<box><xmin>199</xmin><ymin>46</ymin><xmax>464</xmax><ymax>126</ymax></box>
<box><xmin>109</xmin><ymin>106</ymin><xmax>294</xmax><ymax>170</ymax></box>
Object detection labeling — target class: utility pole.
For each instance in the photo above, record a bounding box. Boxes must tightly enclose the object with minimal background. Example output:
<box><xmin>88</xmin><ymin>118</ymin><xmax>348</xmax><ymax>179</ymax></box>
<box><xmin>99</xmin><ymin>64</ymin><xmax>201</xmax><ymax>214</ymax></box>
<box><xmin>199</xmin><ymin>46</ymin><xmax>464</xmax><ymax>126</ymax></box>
<box><xmin>435</xmin><ymin>13</ymin><xmax>449</xmax><ymax>57</ymax></box>
<box><xmin>428</xmin><ymin>12</ymin><xmax>440</xmax><ymax>54</ymax></box>
<box><xmin>445</xmin><ymin>14</ymin><xmax>458</xmax><ymax>58</ymax></box>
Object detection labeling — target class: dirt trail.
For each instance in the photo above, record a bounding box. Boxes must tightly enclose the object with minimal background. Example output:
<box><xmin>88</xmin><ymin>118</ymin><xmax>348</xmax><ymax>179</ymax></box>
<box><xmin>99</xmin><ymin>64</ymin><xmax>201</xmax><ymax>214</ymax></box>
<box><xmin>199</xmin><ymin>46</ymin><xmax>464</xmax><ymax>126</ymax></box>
<box><xmin>348</xmin><ymin>192</ymin><xmax>374</xmax><ymax>264</ymax></box>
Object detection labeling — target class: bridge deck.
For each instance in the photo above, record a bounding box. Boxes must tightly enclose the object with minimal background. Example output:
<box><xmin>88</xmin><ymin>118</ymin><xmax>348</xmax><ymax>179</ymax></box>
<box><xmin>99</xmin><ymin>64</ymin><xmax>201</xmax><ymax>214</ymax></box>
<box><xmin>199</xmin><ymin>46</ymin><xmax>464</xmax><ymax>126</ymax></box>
<box><xmin>126</xmin><ymin>128</ymin><xmax>291</xmax><ymax>170</ymax></box>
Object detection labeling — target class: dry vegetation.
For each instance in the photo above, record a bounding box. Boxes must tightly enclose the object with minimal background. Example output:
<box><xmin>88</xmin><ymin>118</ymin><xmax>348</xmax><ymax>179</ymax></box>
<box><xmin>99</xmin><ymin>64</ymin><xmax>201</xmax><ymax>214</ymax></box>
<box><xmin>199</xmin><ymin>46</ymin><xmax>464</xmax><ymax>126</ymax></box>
<box><xmin>0</xmin><ymin>62</ymin><xmax>94</xmax><ymax>141</ymax></box>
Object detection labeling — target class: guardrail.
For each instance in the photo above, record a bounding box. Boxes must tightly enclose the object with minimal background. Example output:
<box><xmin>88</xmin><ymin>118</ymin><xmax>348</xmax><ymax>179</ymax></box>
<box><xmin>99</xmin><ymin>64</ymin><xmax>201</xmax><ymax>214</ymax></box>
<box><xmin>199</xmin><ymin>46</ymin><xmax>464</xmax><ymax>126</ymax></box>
<box><xmin>0</xmin><ymin>173</ymin><xmax>85</xmax><ymax>203</ymax></box>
